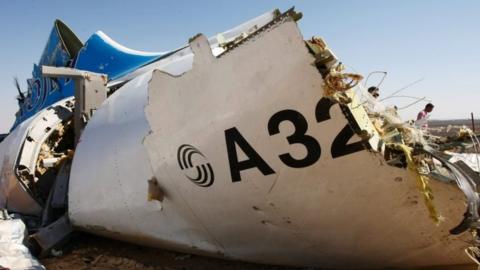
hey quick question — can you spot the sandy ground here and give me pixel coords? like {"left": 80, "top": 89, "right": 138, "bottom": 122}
{"left": 40, "top": 232, "right": 302, "bottom": 270}
{"left": 38, "top": 232, "right": 477, "bottom": 270}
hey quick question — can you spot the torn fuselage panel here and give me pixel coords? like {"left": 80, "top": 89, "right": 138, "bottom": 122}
{"left": 0, "top": 98, "right": 74, "bottom": 216}
{"left": 140, "top": 14, "right": 469, "bottom": 268}
{"left": 64, "top": 8, "right": 474, "bottom": 269}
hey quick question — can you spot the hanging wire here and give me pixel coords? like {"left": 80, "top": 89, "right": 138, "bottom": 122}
{"left": 397, "top": 97, "right": 429, "bottom": 110}
{"left": 380, "top": 77, "right": 425, "bottom": 102}
{"left": 381, "top": 95, "right": 432, "bottom": 102}
{"left": 353, "top": 76, "right": 425, "bottom": 111}
{"left": 363, "top": 71, "right": 387, "bottom": 88}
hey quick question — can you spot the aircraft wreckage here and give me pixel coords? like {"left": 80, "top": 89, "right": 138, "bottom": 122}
{"left": 1, "top": 8, "right": 480, "bottom": 269}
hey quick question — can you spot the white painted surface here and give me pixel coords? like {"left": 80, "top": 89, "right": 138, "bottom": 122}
{"left": 69, "top": 18, "right": 472, "bottom": 269}
{"left": 0, "top": 117, "right": 42, "bottom": 216}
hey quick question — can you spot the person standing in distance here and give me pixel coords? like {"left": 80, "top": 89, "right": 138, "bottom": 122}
{"left": 415, "top": 103, "right": 434, "bottom": 130}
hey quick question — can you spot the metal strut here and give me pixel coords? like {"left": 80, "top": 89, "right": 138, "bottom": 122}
{"left": 41, "top": 66, "right": 107, "bottom": 145}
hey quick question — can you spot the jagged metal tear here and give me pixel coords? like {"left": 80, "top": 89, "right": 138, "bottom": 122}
{"left": 423, "top": 147, "right": 480, "bottom": 237}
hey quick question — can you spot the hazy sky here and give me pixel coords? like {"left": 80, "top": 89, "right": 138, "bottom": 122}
{"left": 0, "top": 0, "right": 479, "bottom": 133}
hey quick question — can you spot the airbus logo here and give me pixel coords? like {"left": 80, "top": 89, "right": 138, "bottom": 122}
{"left": 177, "top": 144, "right": 214, "bottom": 187}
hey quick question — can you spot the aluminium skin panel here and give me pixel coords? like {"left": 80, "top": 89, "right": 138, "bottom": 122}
{"left": 69, "top": 18, "right": 471, "bottom": 269}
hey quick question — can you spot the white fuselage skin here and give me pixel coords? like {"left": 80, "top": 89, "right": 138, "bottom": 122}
{"left": 0, "top": 12, "right": 473, "bottom": 270}
{"left": 0, "top": 117, "right": 42, "bottom": 216}
{"left": 69, "top": 19, "right": 471, "bottom": 269}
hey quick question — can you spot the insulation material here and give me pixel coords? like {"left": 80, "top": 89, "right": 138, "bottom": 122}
{"left": 389, "top": 144, "right": 442, "bottom": 224}
{"left": 0, "top": 212, "right": 45, "bottom": 270}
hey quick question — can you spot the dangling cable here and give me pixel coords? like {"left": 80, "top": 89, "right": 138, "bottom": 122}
{"left": 380, "top": 77, "right": 424, "bottom": 102}
{"left": 363, "top": 71, "right": 387, "bottom": 88}
{"left": 381, "top": 95, "right": 432, "bottom": 102}
{"left": 396, "top": 97, "right": 429, "bottom": 110}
